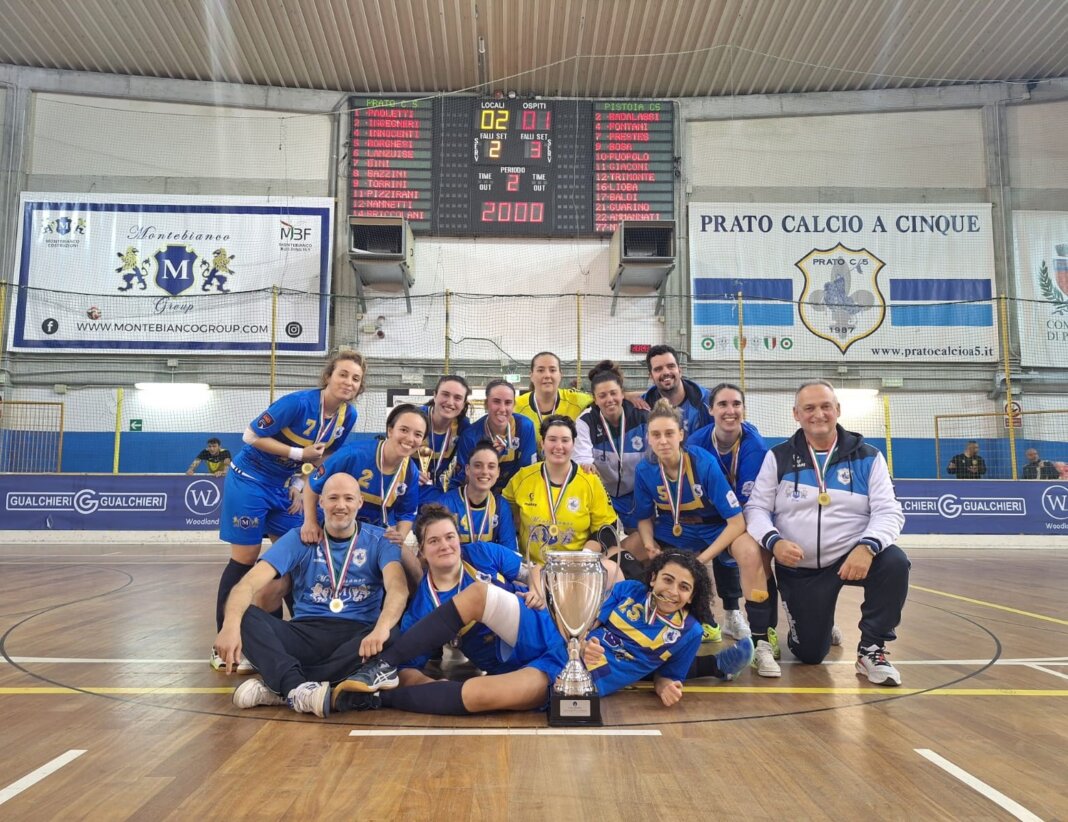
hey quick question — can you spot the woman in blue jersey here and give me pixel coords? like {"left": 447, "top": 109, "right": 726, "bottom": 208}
{"left": 333, "top": 549, "right": 751, "bottom": 715}
{"left": 438, "top": 441, "right": 518, "bottom": 551}
{"left": 212, "top": 350, "right": 364, "bottom": 668}
{"left": 302, "top": 404, "right": 427, "bottom": 548}
{"left": 689, "top": 383, "right": 782, "bottom": 676}
{"left": 453, "top": 379, "right": 537, "bottom": 493}
{"left": 418, "top": 375, "right": 472, "bottom": 507}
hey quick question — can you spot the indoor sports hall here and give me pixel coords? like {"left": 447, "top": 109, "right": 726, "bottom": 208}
{"left": 1, "top": 2, "right": 1066, "bottom": 819}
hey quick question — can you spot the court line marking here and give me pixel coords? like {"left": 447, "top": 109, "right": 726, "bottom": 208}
{"left": 0, "top": 687, "right": 232, "bottom": 694}
{"left": 910, "top": 584, "right": 1068, "bottom": 626}
{"left": 349, "top": 729, "right": 661, "bottom": 737}
{"left": 914, "top": 749, "right": 1043, "bottom": 822}
{"left": 1025, "top": 664, "right": 1068, "bottom": 682}
{"left": 0, "top": 749, "right": 87, "bottom": 807}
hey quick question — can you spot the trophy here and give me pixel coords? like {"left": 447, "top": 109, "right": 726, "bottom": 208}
{"left": 542, "top": 550, "right": 607, "bottom": 726}
{"left": 417, "top": 445, "right": 433, "bottom": 479}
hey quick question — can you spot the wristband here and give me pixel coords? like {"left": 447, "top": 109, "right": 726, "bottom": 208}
{"left": 289, "top": 446, "right": 304, "bottom": 462}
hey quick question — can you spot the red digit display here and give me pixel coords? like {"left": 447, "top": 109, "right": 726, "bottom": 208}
{"left": 480, "top": 202, "right": 546, "bottom": 223}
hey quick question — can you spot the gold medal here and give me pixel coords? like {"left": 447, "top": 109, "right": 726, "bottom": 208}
{"left": 548, "top": 524, "right": 560, "bottom": 537}
{"left": 301, "top": 462, "right": 314, "bottom": 476}
{"left": 672, "top": 523, "right": 683, "bottom": 537}
{"left": 329, "top": 597, "right": 344, "bottom": 613}
{"left": 818, "top": 492, "right": 831, "bottom": 507}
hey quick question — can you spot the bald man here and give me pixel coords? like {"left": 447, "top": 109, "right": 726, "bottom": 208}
{"left": 216, "top": 472, "right": 409, "bottom": 717}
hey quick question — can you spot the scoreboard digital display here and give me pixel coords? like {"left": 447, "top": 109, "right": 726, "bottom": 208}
{"left": 349, "top": 96, "right": 674, "bottom": 237}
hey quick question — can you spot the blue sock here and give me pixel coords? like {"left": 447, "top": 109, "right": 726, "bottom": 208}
{"left": 380, "top": 680, "right": 470, "bottom": 715}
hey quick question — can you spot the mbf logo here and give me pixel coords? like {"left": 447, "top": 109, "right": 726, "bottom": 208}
{"left": 281, "top": 220, "right": 311, "bottom": 241}
{"left": 148, "top": 245, "right": 199, "bottom": 296}
{"left": 184, "top": 480, "right": 222, "bottom": 516}
{"left": 1041, "top": 485, "right": 1068, "bottom": 520}
{"left": 796, "top": 243, "right": 886, "bottom": 354}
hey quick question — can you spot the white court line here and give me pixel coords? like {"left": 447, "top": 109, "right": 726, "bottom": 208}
{"left": 1025, "top": 664, "right": 1068, "bottom": 682}
{"left": 350, "top": 729, "right": 661, "bottom": 737}
{"left": 0, "top": 750, "right": 87, "bottom": 806}
{"left": 914, "top": 749, "right": 1043, "bottom": 822}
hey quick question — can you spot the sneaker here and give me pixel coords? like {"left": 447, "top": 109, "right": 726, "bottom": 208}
{"left": 332, "top": 688, "right": 382, "bottom": 713}
{"left": 701, "top": 621, "right": 722, "bottom": 643}
{"left": 335, "top": 657, "right": 400, "bottom": 694}
{"left": 830, "top": 625, "right": 843, "bottom": 646}
{"left": 767, "top": 626, "right": 781, "bottom": 660}
{"left": 211, "top": 647, "right": 256, "bottom": 674}
{"left": 232, "top": 677, "right": 285, "bottom": 709}
{"left": 751, "top": 639, "right": 782, "bottom": 678}
{"left": 856, "top": 645, "right": 901, "bottom": 686}
{"left": 287, "top": 681, "right": 332, "bottom": 716}
{"left": 722, "top": 609, "right": 751, "bottom": 640}
{"left": 715, "top": 637, "right": 755, "bottom": 680}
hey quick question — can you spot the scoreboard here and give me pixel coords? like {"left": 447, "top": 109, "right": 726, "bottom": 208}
{"left": 350, "top": 96, "right": 675, "bottom": 237}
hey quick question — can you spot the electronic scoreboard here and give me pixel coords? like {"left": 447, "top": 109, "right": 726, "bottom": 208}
{"left": 350, "top": 96, "right": 675, "bottom": 237}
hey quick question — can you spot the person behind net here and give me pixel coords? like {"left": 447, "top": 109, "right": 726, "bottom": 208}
{"left": 303, "top": 404, "right": 427, "bottom": 583}
{"left": 452, "top": 379, "right": 538, "bottom": 494}
{"left": 632, "top": 398, "right": 750, "bottom": 649}
{"left": 438, "top": 440, "right": 519, "bottom": 551}
{"left": 187, "top": 437, "right": 231, "bottom": 476}
{"left": 211, "top": 350, "right": 364, "bottom": 672}
{"left": 573, "top": 359, "right": 649, "bottom": 575}
{"left": 221, "top": 472, "right": 408, "bottom": 717}
{"left": 418, "top": 375, "right": 473, "bottom": 506}
{"left": 332, "top": 548, "right": 752, "bottom": 715}
{"left": 744, "top": 380, "right": 910, "bottom": 686}
{"left": 947, "top": 440, "right": 986, "bottom": 479}
{"left": 1022, "top": 447, "right": 1059, "bottom": 480}
{"left": 515, "top": 351, "right": 595, "bottom": 455}
{"left": 688, "top": 383, "right": 790, "bottom": 677}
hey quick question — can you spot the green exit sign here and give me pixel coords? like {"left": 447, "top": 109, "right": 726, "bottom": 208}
{"left": 129, "top": 419, "right": 143, "bottom": 432}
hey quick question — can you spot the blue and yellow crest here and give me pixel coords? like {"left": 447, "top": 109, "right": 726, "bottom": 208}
{"left": 796, "top": 243, "right": 886, "bottom": 354}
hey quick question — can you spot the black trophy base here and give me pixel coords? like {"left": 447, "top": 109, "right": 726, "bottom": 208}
{"left": 548, "top": 692, "right": 603, "bottom": 727}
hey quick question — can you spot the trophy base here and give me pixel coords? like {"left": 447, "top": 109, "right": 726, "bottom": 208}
{"left": 548, "top": 693, "right": 603, "bottom": 727}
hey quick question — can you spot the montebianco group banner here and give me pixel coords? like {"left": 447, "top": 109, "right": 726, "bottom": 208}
{"left": 1012, "top": 211, "right": 1068, "bottom": 368}
{"left": 688, "top": 203, "right": 997, "bottom": 362}
{"left": 9, "top": 193, "right": 333, "bottom": 354}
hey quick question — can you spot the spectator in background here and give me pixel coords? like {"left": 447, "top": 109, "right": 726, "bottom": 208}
{"left": 187, "top": 438, "right": 231, "bottom": 476}
{"left": 1022, "top": 448, "right": 1059, "bottom": 480}
{"left": 947, "top": 441, "right": 986, "bottom": 479}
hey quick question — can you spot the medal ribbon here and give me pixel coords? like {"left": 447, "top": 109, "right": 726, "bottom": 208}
{"left": 599, "top": 410, "right": 627, "bottom": 474}
{"left": 532, "top": 392, "right": 560, "bottom": 429}
{"left": 645, "top": 592, "right": 686, "bottom": 627}
{"left": 427, "top": 566, "right": 478, "bottom": 638}
{"left": 433, "top": 419, "right": 457, "bottom": 477}
{"left": 806, "top": 436, "right": 839, "bottom": 500}
{"left": 541, "top": 461, "right": 577, "bottom": 532}
{"left": 716, "top": 433, "right": 741, "bottom": 488}
{"left": 658, "top": 451, "right": 687, "bottom": 532}
{"left": 314, "top": 392, "right": 340, "bottom": 448}
{"left": 462, "top": 488, "right": 495, "bottom": 542}
{"left": 487, "top": 416, "right": 516, "bottom": 455}
{"left": 377, "top": 441, "right": 410, "bottom": 524}
{"left": 321, "top": 529, "right": 360, "bottom": 601}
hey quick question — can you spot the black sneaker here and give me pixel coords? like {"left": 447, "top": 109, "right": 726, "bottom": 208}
{"left": 336, "top": 657, "right": 399, "bottom": 694}
{"left": 332, "top": 689, "right": 382, "bottom": 713}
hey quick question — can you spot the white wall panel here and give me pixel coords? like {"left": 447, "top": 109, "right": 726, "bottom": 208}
{"left": 1006, "top": 100, "right": 1068, "bottom": 190}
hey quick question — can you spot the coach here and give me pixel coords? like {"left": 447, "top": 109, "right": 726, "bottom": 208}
{"left": 744, "top": 380, "right": 909, "bottom": 686}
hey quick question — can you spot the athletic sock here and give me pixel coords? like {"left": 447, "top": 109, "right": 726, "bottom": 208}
{"left": 380, "top": 599, "right": 465, "bottom": 667}
{"left": 745, "top": 597, "right": 773, "bottom": 642}
{"left": 688, "top": 654, "right": 725, "bottom": 679}
{"left": 379, "top": 680, "right": 471, "bottom": 716}
{"left": 215, "top": 559, "right": 253, "bottom": 631}
{"left": 766, "top": 574, "right": 780, "bottom": 630}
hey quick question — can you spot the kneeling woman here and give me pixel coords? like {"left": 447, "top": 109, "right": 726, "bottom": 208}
{"left": 334, "top": 550, "right": 751, "bottom": 715}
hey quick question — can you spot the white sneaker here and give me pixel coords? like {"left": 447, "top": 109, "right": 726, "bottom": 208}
{"left": 856, "top": 645, "right": 901, "bottom": 686}
{"left": 752, "top": 639, "right": 781, "bottom": 678}
{"left": 287, "top": 681, "right": 332, "bottom": 716}
{"left": 722, "top": 609, "right": 751, "bottom": 640}
{"left": 211, "top": 647, "right": 256, "bottom": 674}
{"left": 232, "top": 678, "right": 285, "bottom": 709}
{"left": 830, "top": 625, "right": 843, "bottom": 646}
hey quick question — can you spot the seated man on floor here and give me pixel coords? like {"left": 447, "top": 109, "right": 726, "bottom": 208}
{"left": 214, "top": 472, "right": 408, "bottom": 716}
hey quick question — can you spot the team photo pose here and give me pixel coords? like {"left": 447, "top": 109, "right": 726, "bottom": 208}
{"left": 641, "top": 345, "right": 712, "bottom": 434}
{"left": 418, "top": 375, "right": 473, "bottom": 506}
{"left": 335, "top": 551, "right": 750, "bottom": 716}
{"left": 453, "top": 379, "right": 538, "bottom": 492}
{"left": 515, "top": 351, "right": 594, "bottom": 453}
{"left": 438, "top": 441, "right": 519, "bottom": 551}
{"left": 211, "top": 350, "right": 364, "bottom": 670}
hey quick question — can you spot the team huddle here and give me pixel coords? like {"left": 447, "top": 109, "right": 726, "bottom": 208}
{"left": 211, "top": 346, "right": 910, "bottom": 718}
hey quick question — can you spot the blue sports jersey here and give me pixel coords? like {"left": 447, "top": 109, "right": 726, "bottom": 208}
{"left": 259, "top": 524, "right": 400, "bottom": 623}
{"left": 233, "top": 389, "right": 357, "bottom": 485}
{"left": 587, "top": 580, "right": 703, "bottom": 696}
{"left": 687, "top": 420, "right": 768, "bottom": 505}
{"left": 640, "top": 379, "right": 712, "bottom": 435}
{"left": 633, "top": 446, "right": 743, "bottom": 551}
{"left": 310, "top": 439, "right": 420, "bottom": 527}
{"left": 452, "top": 413, "right": 538, "bottom": 493}
{"left": 438, "top": 488, "right": 519, "bottom": 551}
{"left": 420, "top": 404, "right": 472, "bottom": 499}
{"left": 399, "top": 540, "right": 524, "bottom": 673}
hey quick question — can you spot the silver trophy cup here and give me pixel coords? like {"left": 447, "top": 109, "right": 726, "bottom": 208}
{"left": 542, "top": 550, "right": 607, "bottom": 726}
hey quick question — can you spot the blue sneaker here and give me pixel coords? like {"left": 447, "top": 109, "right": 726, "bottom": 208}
{"left": 715, "top": 637, "right": 755, "bottom": 681}
{"left": 337, "top": 657, "right": 399, "bottom": 694}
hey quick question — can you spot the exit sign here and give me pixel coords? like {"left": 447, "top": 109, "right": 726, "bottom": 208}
{"left": 629, "top": 344, "right": 651, "bottom": 354}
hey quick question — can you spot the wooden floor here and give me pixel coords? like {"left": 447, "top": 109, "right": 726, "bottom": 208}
{"left": 0, "top": 542, "right": 1066, "bottom": 821}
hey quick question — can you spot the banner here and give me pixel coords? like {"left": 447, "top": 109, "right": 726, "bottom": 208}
{"left": 9, "top": 193, "right": 333, "bottom": 354}
{"left": 688, "top": 204, "right": 997, "bottom": 362}
{"left": 896, "top": 479, "right": 1068, "bottom": 535}
{"left": 1, "top": 474, "right": 224, "bottom": 530}
{"left": 1012, "top": 211, "right": 1068, "bottom": 368}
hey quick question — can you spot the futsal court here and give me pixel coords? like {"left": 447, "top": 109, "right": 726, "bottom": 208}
{"left": 1, "top": 536, "right": 1064, "bottom": 820}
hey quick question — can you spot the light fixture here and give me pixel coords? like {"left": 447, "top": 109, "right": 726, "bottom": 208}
{"left": 836, "top": 388, "right": 879, "bottom": 418}
{"left": 135, "top": 382, "right": 211, "bottom": 408}
{"left": 135, "top": 382, "right": 210, "bottom": 391}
